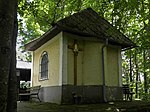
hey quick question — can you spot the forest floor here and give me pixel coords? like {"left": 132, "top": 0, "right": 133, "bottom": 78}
{"left": 17, "top": 100, "right": 150, "bottom": 112}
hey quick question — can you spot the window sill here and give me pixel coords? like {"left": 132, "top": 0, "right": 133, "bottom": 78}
{"left": 39, "top": 78, "right": 49, "bottom": 81}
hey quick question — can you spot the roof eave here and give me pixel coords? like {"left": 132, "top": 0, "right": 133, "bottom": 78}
{"left": 25, "top": 26, "right": 61, "bottom": 51}
{"left": 121, "top": 45, "right": 138, "bottom": 51}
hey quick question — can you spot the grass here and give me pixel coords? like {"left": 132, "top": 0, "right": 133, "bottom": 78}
{"left": 18, "top": 100, "right": 150, "bottom": 112}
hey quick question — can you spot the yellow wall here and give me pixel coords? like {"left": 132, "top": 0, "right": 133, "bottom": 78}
{"left": 82, "top": 41, "right": 103, "bottom": 85}
{"left": 32, "top": 33, "right": 62, "bottom": 87}
{"left": 32, "top": 31, "right": 121, "bottom": 87}
{"left": 67, "top": 39, "right": 84, "bottom": 85}
{"left": 105, "top": 46, "right": 120, "bottom": 86}
{"left": 65, "top": 33, "right": 121, "bottom": 86}
{"left": 66, "top": 36, "right": 103, "bottom": 85}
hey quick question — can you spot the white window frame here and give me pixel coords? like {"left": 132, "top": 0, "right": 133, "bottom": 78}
{"left": 39, "top": 51, "right": 49, "bottom": 80}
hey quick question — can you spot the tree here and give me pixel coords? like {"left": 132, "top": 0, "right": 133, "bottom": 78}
{"left": 0, "top": 0, "right": 18, "bottom": 112}
{"left": 7, "top": 1, "right": 18, "bottom": 111}
{"left": 17, "top": 0, "right": 150, "bottom": 100}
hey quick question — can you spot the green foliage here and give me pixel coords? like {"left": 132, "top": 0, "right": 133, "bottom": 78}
{"left": 17, "top": 0, "right": 150, "bottom": 100}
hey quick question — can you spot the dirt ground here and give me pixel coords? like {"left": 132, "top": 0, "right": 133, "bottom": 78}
{"left": 17, "top": 100, "right": 150, "bottom": 112}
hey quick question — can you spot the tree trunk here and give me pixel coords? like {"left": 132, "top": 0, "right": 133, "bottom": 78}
{"left": 0, "top": 0, "right": 17, "bottom": 112}
{"left": 143, "top": 49, "right": 148, "bottom": 94}
{"left": 7, "top": 1, "right": 18, "bottom": 112}
{"left": 135, "top": 50, "right": 139, "bottom": 98}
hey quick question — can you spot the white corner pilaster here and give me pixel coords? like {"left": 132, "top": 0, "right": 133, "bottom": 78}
{"left": 118, "top": 48, "right": 122, "bottom": 86}
{"left": 59, "top": 33, "right": 63, "bottom": 86}
{"left": 59, "top": 32, "right": 68, "bottom": 85}
{"left": 62, "top": 33, "right": 68, "bottom": 85}
{"left": 31, "top": 51, "right": 34, "bottom": 87}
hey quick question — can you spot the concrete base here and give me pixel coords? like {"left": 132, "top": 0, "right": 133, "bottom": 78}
{"left": 105, "top": 86, "right": 123, "bottom": 101}
{"left": 37, "top": 85, "right": 123, "bottom": 104}
{"left": 38, "top": 86, "right": 62, "bottom": 104}
{"left": 62, "top": 85, "right": 123, "bottom": 104}
{"left": 62, "top": 85, "right": 103, "bottom": 104}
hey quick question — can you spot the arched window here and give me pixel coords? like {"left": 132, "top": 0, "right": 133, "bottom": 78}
{"left": 40, "top": 51, "right": 48, "bottom": 80}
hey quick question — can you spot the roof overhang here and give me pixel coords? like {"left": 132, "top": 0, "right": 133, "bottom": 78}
{"left": 25, "top": 25, "right": 136, "bottom": 51}
{"left": 25, "top": 8, "right": 136, "bottom": 51}
{"left": 25, "top": 26, "right": 61, "bottom": 51}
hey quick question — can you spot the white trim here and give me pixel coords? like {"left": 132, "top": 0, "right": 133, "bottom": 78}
{"left": 59, "top": 33, "right": 63, "bottom": 85}
{"left": 118, "top": 48, "right": 122, "bottom": 86}
{"left": 61, "top": 32, "right": 68, "bottom": 85}
{"left": 31, "top": 51, "right": 34, "bottom": 87}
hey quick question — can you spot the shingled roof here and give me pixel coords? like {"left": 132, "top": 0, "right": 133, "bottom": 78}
{"left": 25, "top": 8, "right": 136, "bottom": 51}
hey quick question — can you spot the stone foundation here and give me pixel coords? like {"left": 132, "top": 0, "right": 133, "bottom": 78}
{"left": 37, "top": 85, "right": 123, "bottom": 104}
{"left": 38, "top": 86, "right": 62, "bottom": 104}
{"left": 62, "top": 85, "right": 123, "bottom": 104}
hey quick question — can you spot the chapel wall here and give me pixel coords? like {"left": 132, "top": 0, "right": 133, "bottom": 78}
{"left": 105, "top": 46, "right": 121, "bottom": 86}
{"left": 82, "top": 41, "right": 103, "bottom": 85}
{"left": 32, "top": 33, "right": 62, "bottom": 87}
{"left": 65, "top": 33, "right": 121, "bottom": 87}
{"left": 67, "top": 38, "right": 84, "bottom": 85}
{"left": 66, "top": 34, "right": 103, "bottom": 85}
